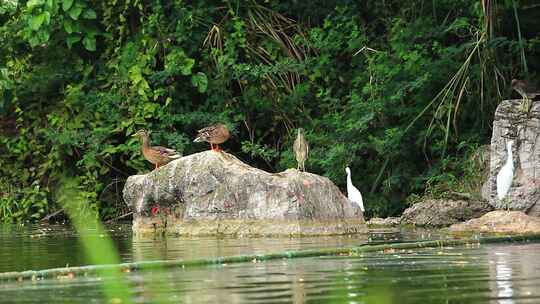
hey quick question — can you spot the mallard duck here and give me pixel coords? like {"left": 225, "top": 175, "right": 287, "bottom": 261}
{"left": 293, "top": 128, "right": 309, "bottom": 172}
{"left": 193, "top": 123, "right": 230, "bottom": 152}
{"left": 132, "top": 129, "right": 181, "bottom": 170}
{"left": 511, "top": 79, "right": 540, "bottom": 112}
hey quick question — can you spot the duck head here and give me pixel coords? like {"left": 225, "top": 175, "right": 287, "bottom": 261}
{"left": 132, "top": 129, "right": 149, "bottom": 138}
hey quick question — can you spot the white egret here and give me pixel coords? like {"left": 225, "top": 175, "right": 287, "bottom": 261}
{"left": 496, "top": 140, "right": 514, "bottom": 200}
{"left": 345, "top": 167, "right": 365, "bottom": 212}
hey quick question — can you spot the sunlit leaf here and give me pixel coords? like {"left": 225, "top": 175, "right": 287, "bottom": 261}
{"left": 63, "top": 19, "right": 74, "bottom": 33}
{"left": 82, "top": 8, "right": 97, "bottom": 19}
{"left": 68, "top": 5, "right": 83, "bottom": 20}
{"left": 29, "top": 13, "right": 46, "bottom": 30}
{"left": 191, "top": 72, "right": 208, "bottom": 93}
{"left": 62, "top": 0, "right": 73, "bottom": 11}
{"left": 83, "top": 35, "right": 96, "bottom": 51}
{"left": 180, "top": 58, "right": 195, "bottom": 75}
{"left": 43, "top": 11, "right": 50, "bottom": 25}
{"left": 26, "top": 0, "right": 43, "bottom": 8}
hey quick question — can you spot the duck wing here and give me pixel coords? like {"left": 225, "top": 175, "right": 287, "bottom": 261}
{"left": 194, "top": 124, "right": 222, "bottom": 142}
{"left": 197, "top": 125, "right": 218, "bottom": 136}
{"left": 151, "top": 145, "right": 180, "bottom": 157}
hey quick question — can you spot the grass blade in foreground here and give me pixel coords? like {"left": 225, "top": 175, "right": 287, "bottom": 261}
{"left": 56, "top": 178, "right": 132, "bottom": 304}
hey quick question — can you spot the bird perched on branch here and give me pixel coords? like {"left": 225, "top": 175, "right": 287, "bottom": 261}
{"left": 511, "top": 79, "right": 540, "bottom": 112}
{"left": 293, "top": 128, "right": 309, "bottom": 172}
{"left": 194, "top": 123, "right": 230, "bottom": 152}
{"left": 345, "top": 167, "right": 365, "bottom": 212}
{"left": 496, "top": 140, "right": 514, "bottom": 200}
{"left": 132, "top": 129, "right": 181, "bottom": 170}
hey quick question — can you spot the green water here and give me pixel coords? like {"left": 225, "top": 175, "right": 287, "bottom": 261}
{"left": 1, "top": 224, "right": 539, "bottom": 303}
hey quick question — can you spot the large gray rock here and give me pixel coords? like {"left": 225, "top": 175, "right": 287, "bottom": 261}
{"left": 123, "top": 151, "right": 365, "bottom": 236}
{"left": 484, "top": 99, "right": 540, "bottom": 214}
{"left": 400, "top": 199, "right": 493, "bottom": 227}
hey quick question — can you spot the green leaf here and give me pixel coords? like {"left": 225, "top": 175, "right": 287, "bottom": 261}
{"left": 29, "top": 13, "right": 46, "bottom": 31}
{"left": 62, "top": 0, "right": 74, "bottom": 11}
{"left": 68, "top": 5, "right": 83, "bottom": 20}
{"left": 191, "top": 72, "right": 208, "bottom": 93}
{"left": 63, "top": 19, "right": 73, "bottom": 33}
{"left": 66, "top": 34, "right": 81, "bottom": 48}
{"left": 36, "top": 29, "right": 50, "bottom": 43}
{"left": 82, "top": 35, "right": 96, "bottom": 51}
{"left": 43, "top": 11, "right": 51, "bottom": 25}
{"left": 28, "top": 36, "right": 40, "bottom": 47}
{"left": 26, "top": 0, "right": 43, "bottom": 8}
{"left": 82, "top": 8, "right": 97, "bottom": 19}
{"left": 180, "top": 58, "right": 195, "bottom": 76}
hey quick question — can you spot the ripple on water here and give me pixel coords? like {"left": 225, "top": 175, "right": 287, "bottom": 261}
{"left": 1, "top": 224, "right": 540, "bottom": 303}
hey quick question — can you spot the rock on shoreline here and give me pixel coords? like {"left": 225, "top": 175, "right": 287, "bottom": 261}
{"left": 123, "top": 151, "right": 365, "bottom": 236}
{"left": 400, "top": 199, "right": 493, "bottom": 227}
{"left": 450, "top": 211, "right": 540, "bottom": 234}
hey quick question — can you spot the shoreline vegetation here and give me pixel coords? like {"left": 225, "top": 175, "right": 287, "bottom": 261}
{"left": 1, "top": 1, "right": 538, "bottom": 222}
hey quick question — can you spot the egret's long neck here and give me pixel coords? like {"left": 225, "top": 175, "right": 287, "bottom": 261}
{"left": 507, "top": 144, "right": 513, "bottom": 166}
{"left": 346, "top": 172, "right": 352, "bottom": 186}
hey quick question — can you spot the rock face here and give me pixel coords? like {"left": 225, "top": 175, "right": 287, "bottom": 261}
{"left": 484, "top": 99, "right": 540, "bottom": 215}
{"left": 123, "top": 151, "right": 365, "bottom": 236}
{"left": 400, "top": 199, "right": 493, "bottom": 227}
{"left": 450, "top": 211, "right": 540, "bottom": 234}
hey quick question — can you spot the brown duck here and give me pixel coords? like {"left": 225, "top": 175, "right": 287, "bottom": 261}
{"left": 132, "top": 129, "right": 181, "bottom": 170}
{"left": 293, "top": 128, "right": 309, "bottom": 172}
{"left": 511, "top": 79, "right": 540, "bottom": 99}
{"left": 193, "top": 123, "right": 230, "bottom": 152}
{"left": 511, "top": 79, "right": 540, "bottom": 112}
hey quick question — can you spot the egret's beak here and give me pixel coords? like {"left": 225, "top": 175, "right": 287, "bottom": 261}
{"left": 131, "top": 133, "right": 139, "bottom": 137}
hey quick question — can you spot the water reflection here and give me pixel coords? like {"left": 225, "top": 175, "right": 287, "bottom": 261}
{"left": 131, "top": 234, "right": 372, "bottom": 262}
{"left": 1, "top": 224, "right": 540, "bottom": 303}
{"left": 3, "top": 243, "right": 539, "bottom": 303}
{"left": 489, "top": 244, "right": 540, "bottom": 304}
{"left": 0, "top": 223, "right": 445, "bottom": 272}
{"left": 495, "top": 252, "right": 514, "bottom": 304}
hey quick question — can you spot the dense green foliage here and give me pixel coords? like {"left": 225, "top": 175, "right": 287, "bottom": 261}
{"left": 1, "top": 0, "right": 539, "bottom": 221}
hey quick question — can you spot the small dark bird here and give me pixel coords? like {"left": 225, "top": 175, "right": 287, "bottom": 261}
{"left": 132, "top": 129, "right": 181, "bottom": 170}
{"left": 511, "top": 79, "right": 540, "bottom": 112}
{"left": 293, "top": 128, "right": 309, "bottom": 172}
{"left": 194, "top": 123, "right": 230, "bottom": 152}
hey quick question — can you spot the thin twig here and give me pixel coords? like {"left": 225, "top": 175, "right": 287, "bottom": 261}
{"left": 105, "top": 212, "right": 133, "bottom": 223}
{"left": 41, "top": 209, "right": 64, "bottom": 222}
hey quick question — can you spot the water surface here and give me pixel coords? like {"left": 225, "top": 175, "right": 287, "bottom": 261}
{"left": 1, "top": 224, "right": 538, "bottom": 303}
